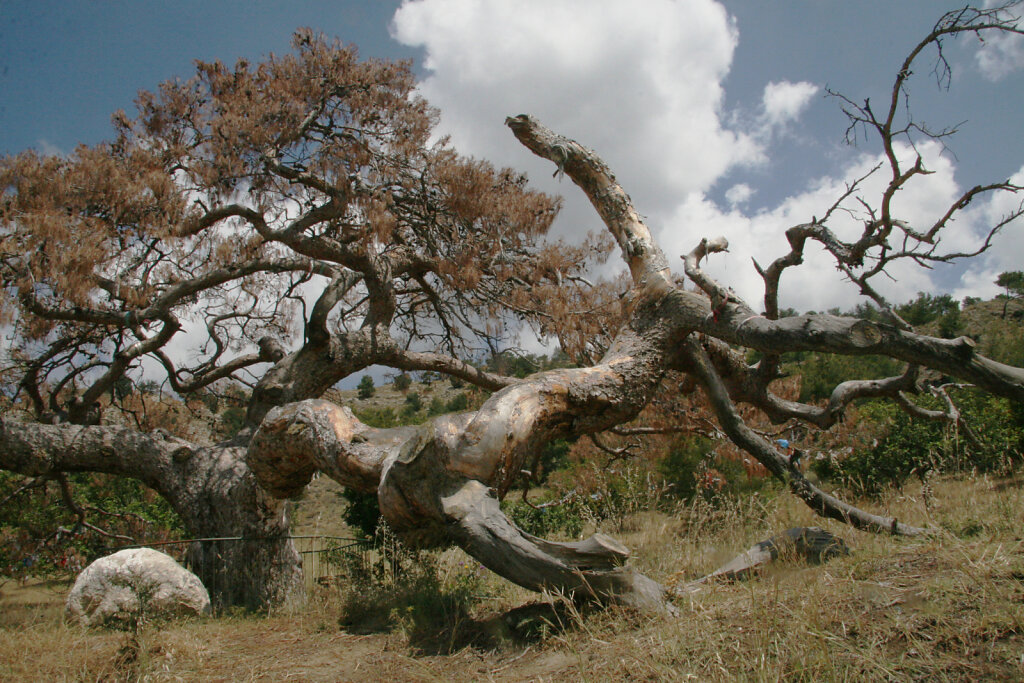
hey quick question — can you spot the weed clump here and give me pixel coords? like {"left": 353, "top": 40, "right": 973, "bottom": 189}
{"left": 334, "top": 524, "right": 492, "bottom": 653}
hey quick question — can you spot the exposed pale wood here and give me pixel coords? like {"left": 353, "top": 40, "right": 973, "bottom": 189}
{"left": 674, "top": 527, "right": 850, "bottom": 595}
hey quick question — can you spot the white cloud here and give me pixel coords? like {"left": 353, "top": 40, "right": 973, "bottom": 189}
{"left": 390, "top": 0, "right": 1023, "bottom": 319}
{"left": 950, "top": 165, "right": 1024, "bottom": 300}
{"left": 658, "top": 141, "right": 1020, "bottom": 313}
{"left": 725, "top": 183, "right": 754, "bottom": 207}
{"left": 975, "top": 27, "right": 1024, "bottom": 81}
{"left": 760, "top": 80, "right": 819, "bottom": 128}
{"left": 36, "top": 139, "right": 65, "bottom": 157}
{"left": 392, "top": 0, "right": 760, "bottom": 223}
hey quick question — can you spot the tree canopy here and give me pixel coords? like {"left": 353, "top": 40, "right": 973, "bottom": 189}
{"left": 0, "top": 30, "right": 607, "bottom": 428}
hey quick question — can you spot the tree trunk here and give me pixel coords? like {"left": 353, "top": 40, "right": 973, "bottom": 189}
{"left": 248, "top": 323, "right": 682, "bottom": 613}
{"left": 0, "top": 418, "right": 302, "bottom": 609}
{"left": 239, "top": 115, "right": 941, "bottom": 612}
{"left": 174, "top": 442, "right": 302, "bottom": 610}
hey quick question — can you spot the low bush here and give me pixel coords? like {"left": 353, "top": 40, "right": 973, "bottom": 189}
{"left": 660, "top": 435, "right": 771, "bottom": 503}
{"left": 356, "top": 375, "right": 375, "bottom": 399}
{"left": 334, "top": 524, "right": 490, "bottom": 653}
{"left": 813, "top": 390, "right": 1024, "bottom": 495}
{"left": 502, "top": 496, "right": 586, "bottom": 539}
{"left": 352, "top": 406, "right": 397, "bottom": 428}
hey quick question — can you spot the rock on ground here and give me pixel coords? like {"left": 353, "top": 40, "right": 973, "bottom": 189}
{"left": 65, "top": 547, "right": 211, "bottom": 627}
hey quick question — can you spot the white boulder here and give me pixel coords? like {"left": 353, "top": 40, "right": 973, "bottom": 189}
{"left": 65, "top": 547, "right": 211, "bottom": 627}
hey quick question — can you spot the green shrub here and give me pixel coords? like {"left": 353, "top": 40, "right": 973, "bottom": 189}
{"left": 896, "top": 292, "right": 959, "bottom": 327}
{"left": 393, "top": 373, "right": 412, "bottom": 391}
{"left": 813, "top": 390, "right": 1024, "bottom": 495}
{"left": 502, "top": 496, "right": 585, "bottom": 539}
{"left": 353, "top": 406, "right": 397, "bottom": 428}
{"left": 445, "top": 392, "right": 469, "bottom": 412}
{"left": 659, "top": 435, "right": 770, "bottom": 503}
{"left": 792, "top": 353, "right": 904, "bottom": 403}
{"left": 812, "top": 401, "right": 943, "bottom": 495}
{"left": 357, "top": 375, "right": 375, "bottom": 399}
{"left": 0, "top": 471, "right": 184, "bottom": 579}
{"left": 659, "top": 436, "right": 716, "bottom": 501}
{"left": 220, "top": 406, "right": 247, "bottom": 437}
{"left": 502, "top": 459, "right": 667, "bottom": 539}
{"left": 404, "top": 391, "right": 422, "bottom": 412}
{"left": 340, "top": 488, "right": 382, "bottom": 538}
{"left": 536, "top": 438, "right": 571, "bottom": 482}
{"left": 427, "top": 396, "right": 447, "bottom": 416}
{"left": 335, "top": 525, "right": 489, "bottom": 652}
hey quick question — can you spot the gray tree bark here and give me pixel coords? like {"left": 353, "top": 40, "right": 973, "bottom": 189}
{"left": 248, "top": 113, "right": 1024, "bottom": 610}
{"left": 0, "top": 418, "right": 301, "bottom": 609}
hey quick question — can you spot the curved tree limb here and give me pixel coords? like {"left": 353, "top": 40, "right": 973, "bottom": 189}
{"left": 505, "top": 115, "right": 674, "bottom": 300}
{"left": 680, "top": 337, "right": 925, "bottom": 536}
{"left": 506, "top": 114, "right": 936, "bottom": 541}
{"left": 248, "top": 389, "right": 675, "bottom": 612}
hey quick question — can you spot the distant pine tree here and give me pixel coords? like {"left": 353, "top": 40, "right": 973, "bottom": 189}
{"left": 357, "top": 375, "right": 375, "bottom": 399}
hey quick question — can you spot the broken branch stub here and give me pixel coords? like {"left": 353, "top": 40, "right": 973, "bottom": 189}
{"left": 674, "top": 527, "right": 850, "bottom": 595}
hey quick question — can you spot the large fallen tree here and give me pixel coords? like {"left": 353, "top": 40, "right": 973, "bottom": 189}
{"left": 2, "top": 5, "right": 1023, "bottom": 611}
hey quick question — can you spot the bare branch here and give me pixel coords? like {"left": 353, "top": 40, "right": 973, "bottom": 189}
{"left": 682, "top": 336, "right": 925, "bottom": 535}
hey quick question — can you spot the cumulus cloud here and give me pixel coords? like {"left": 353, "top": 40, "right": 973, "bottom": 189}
{"left": 392, "top": 0, "right": 761, "bottom": 222}
{"left": 975, "top": 28, "right": 1024, "bottom": 81}
{"left": 659, "top": 141, "right": 1022, "bottom": 313}
{"left": 760, "top": 80, "right": 819, "bottom": 129}
{"left": 390, "top": 0, "right": 1022, "bottom": 317}
{"left": 724, "top": 183, "right": 754, "bottom": 207}
{"left": 949, "top": 165, "right": 1024, "bottom": 300}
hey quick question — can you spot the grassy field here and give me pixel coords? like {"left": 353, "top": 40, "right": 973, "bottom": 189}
{"left": 2, "top": 473, "right": 1023, "bottom": 681}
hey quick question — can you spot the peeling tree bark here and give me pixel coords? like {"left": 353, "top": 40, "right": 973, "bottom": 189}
{"left": 239, "top": 114, "right": 1018, "bottom": 611}
{"left": 7, "top": 14, "right": 1023, "bottom": 616}
{"left": 249, "top": 113, "right": 1024, "bottom": 611}
{"left": 248, "top": 313, "right": 686, "bottom": 611}
{"left": 10, "top": 113, "right": 1018, "bottom": 614}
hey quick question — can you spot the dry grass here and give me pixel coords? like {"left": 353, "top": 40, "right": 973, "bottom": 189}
{"left": 3, "top": 474, "right": 1023, "bottom": 681}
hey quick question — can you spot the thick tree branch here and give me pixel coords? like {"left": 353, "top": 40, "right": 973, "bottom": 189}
{"left": 697, "top": 309, "right": 1024, "bottom": 402}
{"left": 384, "top": 348, "right": 517, "bottom": 392}
{"left": 505, "top": 115, "right": 673, "bottom": 299}
{"left": 0, "top": 416, "right": 193, "bottom": 496}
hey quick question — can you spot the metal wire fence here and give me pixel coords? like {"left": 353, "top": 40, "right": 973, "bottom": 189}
{"left": 100, "top": 535, "right": 373, "bottom": 606}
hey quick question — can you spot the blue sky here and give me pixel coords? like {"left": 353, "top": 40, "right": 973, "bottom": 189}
{"left": 3, "top": 0, "right": 1023, "bottom": 317}
{"left": 0, "top": 1, "right": 414, "bottom": 155}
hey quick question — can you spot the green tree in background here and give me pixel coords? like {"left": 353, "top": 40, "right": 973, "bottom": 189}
{"left": 357, "top": 376, "right": 375, "bottom": 400}
{"left": 996, "top": 271, "right": 1024, "bottom": 318}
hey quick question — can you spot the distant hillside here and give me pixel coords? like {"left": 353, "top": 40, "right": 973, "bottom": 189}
{"left": 325, "top": 376, "right": 472, "bottom": 417}
{"left": 919, "top": 296, "right": 1024, "bottom": 367}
